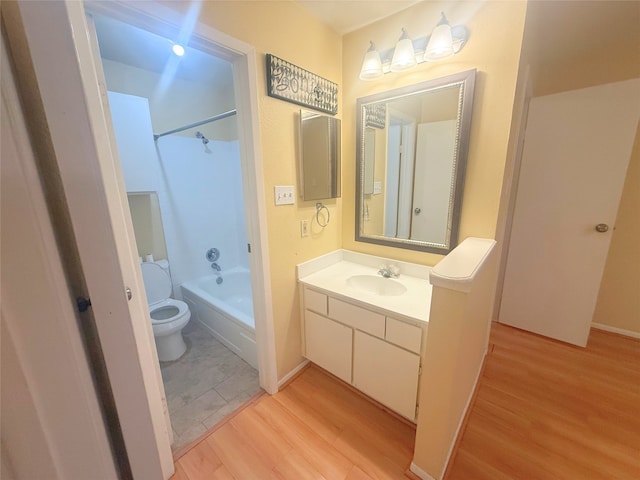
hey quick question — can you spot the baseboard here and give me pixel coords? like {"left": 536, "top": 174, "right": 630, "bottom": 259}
{"left": 277, "top": 359, "right": 310, "bottom": 389}
{"left": 409, "top": 462, "right": 436, "bottom": 480}
{"left": 591, "top": 323, "right": 640, "bottom": 339}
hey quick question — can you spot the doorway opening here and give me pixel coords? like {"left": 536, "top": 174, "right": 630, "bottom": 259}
{"left": 92, "top": 13, "right": 261, "bottom": 452}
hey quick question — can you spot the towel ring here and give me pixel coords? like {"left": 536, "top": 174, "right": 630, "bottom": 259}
{"left": 315, "top": 202, "right": 330, "bottom": 228}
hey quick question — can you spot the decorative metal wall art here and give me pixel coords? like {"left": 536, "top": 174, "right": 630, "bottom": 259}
{"left": 266, "top": 54, "right": 338, "bottom": 115}
{"left": 364, "top": 103, "right": 386, "bottom": 129}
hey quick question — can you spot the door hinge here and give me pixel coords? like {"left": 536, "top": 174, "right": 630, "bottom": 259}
{"left": 247, "top": 243, "right": 252, "bottom": 253}
{"left": 76, "top": 296, "right": 92, "bottom": 313}
{"left": 415, "top": 404, "right": 419, "bottom": 418}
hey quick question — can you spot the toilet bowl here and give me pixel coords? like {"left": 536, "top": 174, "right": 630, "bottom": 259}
{"left": 141, "top": 261, "right": 191, "bottom": 362}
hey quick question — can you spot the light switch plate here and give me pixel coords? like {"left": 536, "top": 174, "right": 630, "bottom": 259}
{"left": 274, "top": 185, "right": 295, "bottom": 205}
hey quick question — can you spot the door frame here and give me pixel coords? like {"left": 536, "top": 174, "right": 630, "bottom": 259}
{"left": 85, "top": 0, "right": 277, "bottom": 394}
{"left": 15, "top": 0, "right": 277, "bottom": 478}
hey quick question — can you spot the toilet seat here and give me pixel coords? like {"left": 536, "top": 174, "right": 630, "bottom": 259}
{"left": 149, "top": 298, "right": 190, "bottom": 324}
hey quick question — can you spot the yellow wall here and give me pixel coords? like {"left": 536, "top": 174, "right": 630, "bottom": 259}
{"left": 169, "top": 1, "right": 344, "bottom": 378}
{"left": 342, "top": 1, "right": 527, "bottom": 266}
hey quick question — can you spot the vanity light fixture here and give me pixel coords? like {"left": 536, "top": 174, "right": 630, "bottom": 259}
{"left": 359, "top": 41, "right": 384, "bottom": 80}
{"left": 358, "top": 12, "right": 469, "bottom": 81}
{"left": 424, "top": 12, "right": 454, "bottom": 61}
{"left": 390, "top": 28, "right": 417, "bottom": 72}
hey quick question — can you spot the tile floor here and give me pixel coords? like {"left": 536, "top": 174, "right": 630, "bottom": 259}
{"left": 160, "top": 320, "right": 261, "bottom": 451}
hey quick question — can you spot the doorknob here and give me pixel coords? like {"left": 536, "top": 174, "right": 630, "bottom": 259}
{"left": 595, "top": 223, "right": 609, "bottom": 233}
{"left": 414, "top": 207, "right": 421, "bottom": 215}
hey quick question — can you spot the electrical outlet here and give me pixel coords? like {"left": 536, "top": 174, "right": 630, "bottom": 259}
{"left": 274, "top": 185, "right": 295, "bottom": 205}
{"left": 300, "top": 220, "right": 309, "bottom": 237}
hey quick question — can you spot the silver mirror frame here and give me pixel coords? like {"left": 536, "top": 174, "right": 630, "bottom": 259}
{"left": 355, "top": 69, "right": 476, "bottom": 254}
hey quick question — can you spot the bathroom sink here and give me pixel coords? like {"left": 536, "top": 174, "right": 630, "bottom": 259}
{"left": 346, "top": 275, "right": 407, "bottom": 296}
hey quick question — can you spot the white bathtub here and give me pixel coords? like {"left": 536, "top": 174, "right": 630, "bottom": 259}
{"left": 181, "top": 268, "right": 257, "bottom": 369}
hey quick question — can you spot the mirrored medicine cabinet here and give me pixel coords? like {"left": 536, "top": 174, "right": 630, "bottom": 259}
{"left": 298, "top": 109, "right": 341, "bottom": 201}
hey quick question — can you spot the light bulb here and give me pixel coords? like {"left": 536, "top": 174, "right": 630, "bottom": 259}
{"left": 172, "top": 44, "right": 185, "bottom": 57}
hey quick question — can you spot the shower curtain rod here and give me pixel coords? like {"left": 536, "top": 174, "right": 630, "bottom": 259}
{"left": 153, "top": 109, "right": 237, "bottom": 141}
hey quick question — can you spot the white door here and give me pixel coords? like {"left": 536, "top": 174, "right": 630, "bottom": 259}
{"left": 15, "top": 2, "right": 174, "bottom": 477}
{"left": 500, "top": 79, "right": 640, "bottom": 346}
{"left": 411, "top": 120, "right": 456, "bottom": 243}
{"left": 1, "top": 31, "right": 118, "bottom": 479}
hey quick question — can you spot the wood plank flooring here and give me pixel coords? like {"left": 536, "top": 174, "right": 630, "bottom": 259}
{"left": 172, "top": 323, "right": 640, "bottom": 480}
{"left": 171, "top": 364, "right": 416, "bottom": 480}
{"left": 447, "top": 323, "right": 640, "bottom": 479}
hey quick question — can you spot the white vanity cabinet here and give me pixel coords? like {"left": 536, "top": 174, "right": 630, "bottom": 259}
{"left": 353, "top": 331, "right": 420, "bottom": 420}
{"left": 301, "top": 285, "right": 425, "bottom": 421}
{"left": 305, "top": 311, "right": 352, "bottom": 384}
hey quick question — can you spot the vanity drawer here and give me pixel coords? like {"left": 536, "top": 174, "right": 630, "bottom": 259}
{"left": 385, "top": 317, "right": 422, "bottom": 354}
{"left": 328, "top": 297, "right": 385, "bottom": 338}
{"left": 304, "top": 287, "right": 327, "bottom": 315}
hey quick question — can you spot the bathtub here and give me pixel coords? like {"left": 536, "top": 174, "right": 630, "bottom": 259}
{"left": 181, "top": 268, "right": 257, "bottom": 369}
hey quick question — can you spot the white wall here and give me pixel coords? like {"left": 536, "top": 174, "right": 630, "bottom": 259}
{"left": 108, "top": 91, "right": 249, "bottom": 296}
{"left": 102, "top": 58, "right": 236, "bottom": 141}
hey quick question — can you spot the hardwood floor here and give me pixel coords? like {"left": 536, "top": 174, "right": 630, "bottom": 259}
{"left": 172, "top": 323, "right": 640, "bottom": 480}
{"left": 171, "top": 364, "right": 416, "bottom": 480}
{"left": 447, "top": 323, "right": 640, "bottom": 479}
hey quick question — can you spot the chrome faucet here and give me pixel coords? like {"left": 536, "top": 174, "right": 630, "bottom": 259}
{"left": 378, "top": 264, "right": 399, "bottom": 278}
{"left": 211, "top": 262, "right": 221, "bottom": 272}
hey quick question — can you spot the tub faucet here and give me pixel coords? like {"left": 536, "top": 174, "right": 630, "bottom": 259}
{"left": 378, "top": 264, "right": 399, "bottom": 278}
{"left": 211, "top": 262, "right": 221, "bottom": 272}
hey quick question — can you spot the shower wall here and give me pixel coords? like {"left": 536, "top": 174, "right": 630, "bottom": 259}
{"left": 108, "top": 91, "right": 249, "bottom": 297}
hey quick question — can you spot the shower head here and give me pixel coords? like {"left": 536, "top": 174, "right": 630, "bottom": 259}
{"left": 195, "top": 131, "right": 209, "bottom": 145}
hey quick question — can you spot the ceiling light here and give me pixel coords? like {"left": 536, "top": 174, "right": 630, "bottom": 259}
{"left": 172, "top": 44, "right": 185, "bottom": 57}
{"left": 359, "top": 41, "right": 383, "bottom": 80}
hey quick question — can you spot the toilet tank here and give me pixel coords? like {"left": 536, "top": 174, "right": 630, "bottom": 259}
{"left": 155, "top": 259, "right": 170, "bottom": 272}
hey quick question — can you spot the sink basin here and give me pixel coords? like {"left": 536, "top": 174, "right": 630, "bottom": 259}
{"left": 346, "top": 275, "right": 407, "bottom": 296}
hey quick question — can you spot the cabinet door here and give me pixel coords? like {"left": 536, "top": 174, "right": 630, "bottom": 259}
{"left": 305, "top": 310, "right": 352, "bottom": 383}
{"left": 353, "top": 331, "right": 420, "bottom": 420}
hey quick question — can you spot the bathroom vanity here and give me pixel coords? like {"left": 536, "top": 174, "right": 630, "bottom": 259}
{"left": 297, "top": 250, "right": 431, "bottom": 422}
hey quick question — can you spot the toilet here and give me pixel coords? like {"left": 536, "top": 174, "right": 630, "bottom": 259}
{"left": 141, "top": 260, "right": 191, "bottom": 362}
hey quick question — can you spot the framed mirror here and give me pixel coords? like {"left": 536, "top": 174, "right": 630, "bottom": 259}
{"left": 355, "top": 69, "right": 476, "bottom": 254}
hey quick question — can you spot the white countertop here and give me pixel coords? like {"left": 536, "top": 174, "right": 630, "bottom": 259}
{"left": 297, "top": 250, "right": 432, "bottom": 323}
